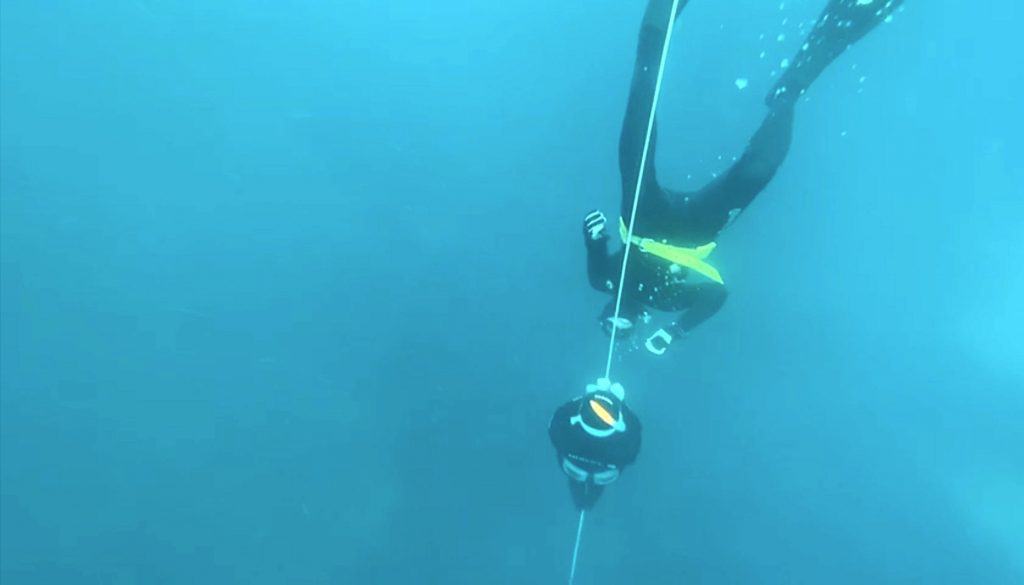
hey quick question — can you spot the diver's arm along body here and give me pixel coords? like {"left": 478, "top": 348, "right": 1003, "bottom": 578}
{"left": 585, "top": 236, "right": 618, "bottom": 293}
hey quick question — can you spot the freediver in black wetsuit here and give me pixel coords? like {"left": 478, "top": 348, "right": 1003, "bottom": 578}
{"left": 549, "top": 378, "right": 641, "bottom": 510}
{"left": 585, "top": 0, "right": 904, "bottom": 356}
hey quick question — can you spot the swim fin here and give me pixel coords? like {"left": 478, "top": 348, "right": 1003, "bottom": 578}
{"left": 767, "top": 0, "right": 905, "bottom": 106}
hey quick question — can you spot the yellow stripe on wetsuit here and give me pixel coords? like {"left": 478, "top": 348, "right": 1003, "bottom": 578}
{"left": 619, "top": 218, "right": 724, "bottom": 285}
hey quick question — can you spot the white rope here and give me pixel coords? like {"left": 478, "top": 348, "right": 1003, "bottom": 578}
{"left": 604, "top": 0, "right": 683, "bottom": 380}
{"left": 566, "top": 3, "right": 682, "bottom": 583}
{"left": 568, "top": 509, "right": 586, "bottom": 584}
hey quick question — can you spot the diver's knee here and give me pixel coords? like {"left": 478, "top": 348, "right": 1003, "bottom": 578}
{"left": 735, "top": 154, "right": 781, "bottom": 190}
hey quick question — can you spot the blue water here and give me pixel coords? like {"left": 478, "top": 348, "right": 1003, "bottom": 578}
{"left": 2, "top": 1, "right": 1021, "bottom": 583}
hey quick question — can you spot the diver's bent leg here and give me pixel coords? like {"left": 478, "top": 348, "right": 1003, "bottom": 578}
{"left": 619, "top": 0, "right": 689, "bottom": 219}
{"left": 618, "top": 22, "right": 666, "bottom": 215}
{"left": 684, "top": 105, "right": 795, "bottom": 239}
{"left": 669, "top": 283, "right": 728, "bottom": 336}
{"left": 768, "top": 0, "right": 904, "bottom": 106}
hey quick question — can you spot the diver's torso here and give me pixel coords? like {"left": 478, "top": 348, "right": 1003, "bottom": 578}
{"left": 561, "top": 420, "right": 636, "bottom": 471}
{"left": 615, "top": 256, "right": 695, "bottom": 312}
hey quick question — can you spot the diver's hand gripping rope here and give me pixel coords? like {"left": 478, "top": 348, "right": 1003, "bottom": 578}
{"left": 603, "top": 0, "right": 683, "bottom": 379}
{"left": 569, "top": 2, "right": 683, "bottom": 584}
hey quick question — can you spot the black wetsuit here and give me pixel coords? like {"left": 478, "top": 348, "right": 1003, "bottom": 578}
{"left": 549, "top": 396, "right": 642, "bottom": 509}
{"left": 586, "top": 0, "right": 903, "bottom": 340}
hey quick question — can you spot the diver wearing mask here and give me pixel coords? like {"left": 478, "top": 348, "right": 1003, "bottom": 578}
{"left": 549, "top": 379, "right": 642, "bottom": 510}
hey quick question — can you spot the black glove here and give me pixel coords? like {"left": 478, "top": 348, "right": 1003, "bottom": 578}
{"left": 584, "top": 210, "right": 607, "bottom": 241}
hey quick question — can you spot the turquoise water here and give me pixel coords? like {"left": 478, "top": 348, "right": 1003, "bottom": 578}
{"left": 1, "top": 1, "right": 1021, "bottom": 583}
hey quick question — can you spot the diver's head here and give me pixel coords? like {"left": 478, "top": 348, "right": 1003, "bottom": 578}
{"left": 572, "top": 390, "right": 627, "bottom": 438}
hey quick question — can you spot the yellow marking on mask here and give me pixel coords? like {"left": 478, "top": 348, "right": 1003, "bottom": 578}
{"left": 589, "top": 400, "right": 617, "bottom": 427}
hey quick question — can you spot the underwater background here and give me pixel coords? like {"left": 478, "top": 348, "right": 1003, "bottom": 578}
{"left": 1, "top": 1, "right": 1021, "bottom": 583}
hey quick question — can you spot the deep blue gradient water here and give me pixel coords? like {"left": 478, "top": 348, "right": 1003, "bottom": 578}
{"left": 2, "top": 1, "right": 1021, "bottom": 583}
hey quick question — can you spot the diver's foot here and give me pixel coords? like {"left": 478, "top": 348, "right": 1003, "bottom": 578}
{"left": 766, "top": 0, "right": 903, "bottom": 107}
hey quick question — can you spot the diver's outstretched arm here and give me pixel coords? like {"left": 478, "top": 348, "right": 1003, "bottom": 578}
{"left": 768, "top": 0, "right": 905, "bottom": 106}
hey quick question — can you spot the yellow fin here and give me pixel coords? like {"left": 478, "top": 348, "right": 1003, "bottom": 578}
{"left": 616, "top": 217, "right": 724, "bottom": 284}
